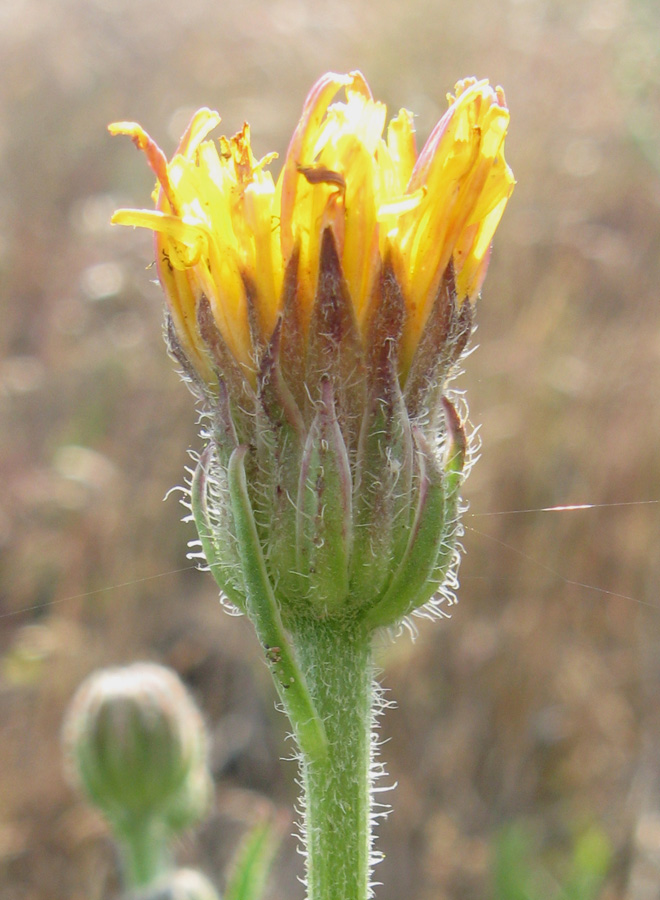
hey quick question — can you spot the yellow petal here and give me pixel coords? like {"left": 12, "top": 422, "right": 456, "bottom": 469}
{"left": 111, "top": 73, "right": 513, "bottom": 390}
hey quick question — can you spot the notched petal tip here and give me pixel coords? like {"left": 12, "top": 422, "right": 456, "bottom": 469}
{"left": 108, "top": 120, "right": 177, "bottom": 212}
{"left": 175, "top": 107, "right": 221, "bottom": 157}
{"left": 108, "top": 120, "right": 147, "bottom": 140}
{"left": 346, "top": 70, "right": 373, "bottom": 99}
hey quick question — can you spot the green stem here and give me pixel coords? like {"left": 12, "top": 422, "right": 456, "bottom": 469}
{"left": 291, "top": 617, "right": 373, "bottom": 900}
{"left": 116, "top": 815, "right": 170, "bottom": 889}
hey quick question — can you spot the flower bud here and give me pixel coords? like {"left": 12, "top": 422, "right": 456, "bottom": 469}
{"left": 63, "top": 663, "right": 209, "bottom": 830}
{"left": 127, "top": 868, "right": 221, "bottom": 900}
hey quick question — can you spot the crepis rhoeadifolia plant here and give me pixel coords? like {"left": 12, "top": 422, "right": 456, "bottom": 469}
{"left": 106, "top": 71, "right": 513, "bottom": 900}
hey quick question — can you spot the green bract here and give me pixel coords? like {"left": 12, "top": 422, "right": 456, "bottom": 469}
{"left": 192, "top": 233, "right": 468, "bottom": 632}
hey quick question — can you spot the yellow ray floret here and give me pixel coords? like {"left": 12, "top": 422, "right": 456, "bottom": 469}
{"left": 111, "top": 72, "right": 513, "bottom": 382}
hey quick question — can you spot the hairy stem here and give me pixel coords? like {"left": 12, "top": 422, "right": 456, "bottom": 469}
{"left": 291, "top": 617, "right": 373, "bottom": 900}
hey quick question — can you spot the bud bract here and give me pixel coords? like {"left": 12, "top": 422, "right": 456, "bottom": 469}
{"left": 163, "top": 764, "right": 213, "bottom": 836}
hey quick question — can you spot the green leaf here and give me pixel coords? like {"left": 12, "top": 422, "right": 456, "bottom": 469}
{"left": 563, "top": 826, "right": 612, "bottom": 900}
{"left": 225, "top": 820, "right": 280, "bottom": 900}
{"left": 492, "top": 825, "right": 537, "bottom": 900}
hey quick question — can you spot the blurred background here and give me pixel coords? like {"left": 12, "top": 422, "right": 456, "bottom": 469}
{"left": 1, "top": 0, "right": 659, "bottom": 897}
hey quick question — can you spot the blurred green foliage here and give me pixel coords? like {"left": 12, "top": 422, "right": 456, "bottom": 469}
{"left": 493, "top": 823, "right": 612, "bottom": 900}
{"left": 224, "top": 820, "right": 280, "bottom": 900}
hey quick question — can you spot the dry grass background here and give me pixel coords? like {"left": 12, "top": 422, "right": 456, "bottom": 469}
{"left": 1, "top": 0, "right": 659, "bottom": 897}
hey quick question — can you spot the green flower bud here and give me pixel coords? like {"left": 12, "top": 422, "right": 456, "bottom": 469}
{"left": 127, "top": 868, "right": 221, "bottom": 900}
{"left": 63, "top": 663, "right": 209, "bottom": 830}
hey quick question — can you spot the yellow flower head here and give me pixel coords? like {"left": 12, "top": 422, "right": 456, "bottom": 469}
{"left": 110, "top": 73, "right": 514, "bottom": 625}
{"left": 110, "top": 71, "right": 513, "bottom": 388}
